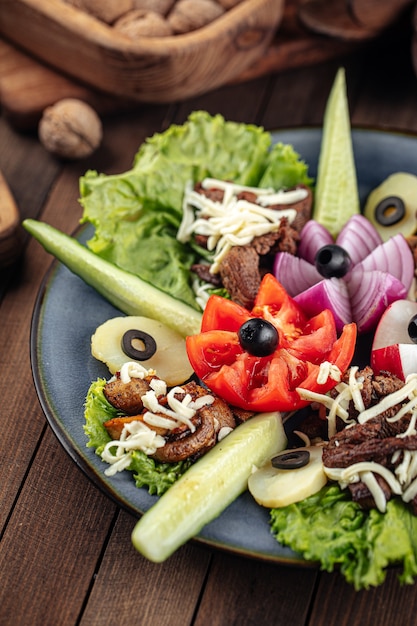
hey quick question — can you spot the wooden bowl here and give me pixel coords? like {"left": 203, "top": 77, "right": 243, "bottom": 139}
{"left": 0, "top": 0, "right": 285, "bottom": 102}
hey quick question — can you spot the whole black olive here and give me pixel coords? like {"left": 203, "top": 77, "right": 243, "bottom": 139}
{"left": 315, "top": 244, "right": 351, "bottom": 278}
{"left": 121, "top": 329, "right": 157, "bottom": 361}
{"left": 238, "top": 318, "right": 279, "bottom": 357}
{"left": 374, "top": 196, "right": 406, "bottom": 226}
{"left": 271, "top": 449, "right": 310, "bottom": 470}
{"left": 408, "top": 314, "right": 417, "bottom": 344}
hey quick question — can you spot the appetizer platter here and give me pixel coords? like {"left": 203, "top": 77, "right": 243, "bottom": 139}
{"left": 28, "top": 69, "right": 417, "bottom": 589}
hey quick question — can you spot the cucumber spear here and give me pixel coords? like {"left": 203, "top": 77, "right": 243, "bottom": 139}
{"left": 314, "top": 67, "right": 360, "bottom": 238}
{"left": 23, "top": 219, "right": 202, "bottom": 337}
{"left": 131, "top": 411, "right": 287, "bottom": 562}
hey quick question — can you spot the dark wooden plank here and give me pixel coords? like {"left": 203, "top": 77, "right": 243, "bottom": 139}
{"left": 79, "top": 510, "right": 212, "bottom": 626}
{"left": 195, "top": 553, "right": 318, "bottom": 626}
{"left": 0, "top": 427, "right": 117, "bottom": 626}
{"left": 309, "top": 569, "right": 417, "bottom": 626}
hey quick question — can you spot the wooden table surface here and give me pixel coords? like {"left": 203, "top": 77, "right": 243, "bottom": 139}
{"left": 3, "top": 22, "right": 417, "bottom": 626}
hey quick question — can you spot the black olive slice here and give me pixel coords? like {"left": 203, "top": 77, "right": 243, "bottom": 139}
{"left": 408, "top": 315, "right": 417, "bottom": 344}
{"left": 121, "top": 329, "right": 157, "bottom": 361}
{"left": 315, "top": 244, "right": 351, "bottom": 278}
{"left": 238, "top": 318, "right": 279, "bottom": 357}
{"left": 271, "top": 449, "right": 310, "bottom": 470}
{"left": 374, "top": 196, "right": 405, "bottom": 226}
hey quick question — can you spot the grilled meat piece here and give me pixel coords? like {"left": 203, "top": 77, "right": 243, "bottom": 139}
{"left": 218, "top": 245, "right": 261, "bottom": 309}
{"left": 152, "top": 412, "right": 216, "bottom": 462}
{"left": 104, "top": 375, "right": 154, "bottom": 415}
{"left": 103, "top": 376, "right": 237, "bottom": 463}
{"left": 348, "top": 475, "right": 392, "bottom": 509}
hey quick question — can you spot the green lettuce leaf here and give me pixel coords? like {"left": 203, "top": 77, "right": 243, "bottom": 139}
{"left": 83, "top": 378, "right": 190, "bottom": 495}
{"left": 259, "top": 142, "right": 313, "bottom": 189}
{"left": 270, "top": 484, "right": 417, "bottom": 590}
{"left": 84, "top": 378, "right": 115, "bottom": 453}
{"left": 79, "top": 111, "right": 312, "bottom": 310}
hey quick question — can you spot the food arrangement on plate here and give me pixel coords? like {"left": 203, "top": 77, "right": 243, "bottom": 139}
{"left": 25, "top": 67, "right": 417, "bottom": 590}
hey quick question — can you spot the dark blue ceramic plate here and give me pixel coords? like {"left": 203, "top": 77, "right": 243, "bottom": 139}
{"left": 30, "top": 128, "right": 417, "bottom": 564}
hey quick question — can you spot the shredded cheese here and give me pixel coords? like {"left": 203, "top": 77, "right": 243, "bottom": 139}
{"left": 177, "top": 178, "right": 307, "bottom": 273}
{"left": 102, "top": 421, "right": 166, "bottom": 476}
{"left": 119, "top": 361, "right": 155, "bottom": 384}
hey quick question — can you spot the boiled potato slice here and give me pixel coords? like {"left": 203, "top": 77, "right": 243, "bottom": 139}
{"left": 248, "top": 445, "right": 327, "bottom": 508}
{"left": 364, "top": 172, "right": 417, "bottom": 241}
{"left": 91, "top": 316, "right": 194, "bottom": 386}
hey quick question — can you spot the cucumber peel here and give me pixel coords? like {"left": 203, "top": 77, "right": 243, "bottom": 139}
{"left": 314, "top": 67, "right": 360, "bottom": 238}
{"left": 131, "top": 411, "right": 287, "bottom": 562}
{"left": 23, "top": 219, "right": 202, "bottom": 337}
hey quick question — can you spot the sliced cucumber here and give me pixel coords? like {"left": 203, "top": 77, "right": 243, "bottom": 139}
{"left": 131, "top": 411, "right": 287, "bottom": 562}
{"left": 314, "top": 67, "right": 360, "bottom": 238}
{"left": 23, "top": 219, "right": 202, "bottom": 337}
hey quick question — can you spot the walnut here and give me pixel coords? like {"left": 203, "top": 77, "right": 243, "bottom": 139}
{"left": 38, "top": 99, "right": 103, "bottom": 160}
{"left": 114, "top": 9, "right": 173, "bottom": 37}
{"left": 217, "top": 0, "right": 243, "bottom": 7}
{"left": 167, "top": 0, "right": 225, "bottom": 34}
{"left": 131, "top": 0, "right": 175, "bottom": 15}
{"left": 64, "top": 0, "right": 133, "bottom": 24}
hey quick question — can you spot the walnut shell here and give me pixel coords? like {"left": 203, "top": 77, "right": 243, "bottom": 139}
{"left": 38, "top": 99, "right": 102, "bottom": 159}
{"left": 167, "top": 0, "right": 225, "bottom": 34}
{"left": 132, "top": 0, "right": 175, "bottom": 15}
{"left": 114, "top": 9, "right": 173, "bottom": 37}
{"left": 217, "top": 0, "right": 243, "bottom": 7}
{"left": 64, "top": 0, "right": 133, "bottom": 24}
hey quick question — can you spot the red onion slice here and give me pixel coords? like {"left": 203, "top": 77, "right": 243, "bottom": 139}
{"left": 347, "top": 267, "right": 407, "bottom": 334}
{"left": 294, "top": 278, "right": 351, "bottom": 333}
{"left": 335, "top": 215, "right": 382, "bottom": 266}
{"left": 298, "top": 221, "right": 333, "bottom": 264}
{"left": 273, "top": 252, "right": 322, "bottom": 296}
{"left": 354, "top": 233, "right": 414, "bottom": 291}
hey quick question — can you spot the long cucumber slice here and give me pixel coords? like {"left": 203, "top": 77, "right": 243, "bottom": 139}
{"left": 314, "top": 67, "right": 360, "bottom": 238}
{"left": 131, "top": 411, "right": 287, "bottom": 562}
{"left": 23, "top": 219, "right": 202, "bottom": 337}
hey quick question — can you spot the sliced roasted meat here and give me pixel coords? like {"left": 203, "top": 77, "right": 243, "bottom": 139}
{"left": 218, "top": 245, "right": 260, "bottom": 309}
{"left": 103, "top": 376, "right": 238, "bottom": 463}
{"left": 152, "top": 412, "right": 217, "bottom": 463}
{"left": 103, "top": 375, "right": 154, "bottom": 414}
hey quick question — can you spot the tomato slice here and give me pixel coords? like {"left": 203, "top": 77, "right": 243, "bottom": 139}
{"left": 186, "top": 274, "right": 357, "bottom": 412}
{"left": 201, "top": 296, "right": 252, "bottom": 333}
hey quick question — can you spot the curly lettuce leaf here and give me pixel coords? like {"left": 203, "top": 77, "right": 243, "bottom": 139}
{"left": 270, "top": 484, "right": 417, "bottom": 590}
{"left": 129, "top": 452, "right": 191, "bottom": 496}
{"left": 83, "top": 379, "right": 190, "bottom": 495}
{"left": 259, "top": 142, "right": 313, "bottom": 190}
{"left": 79, "top": 112, "right": 312, "bottom": 309}
{"left": 84, "top": 378, "right": 115, "bottom": 453}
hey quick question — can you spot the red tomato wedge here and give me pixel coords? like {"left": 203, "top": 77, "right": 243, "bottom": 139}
{"left": 186, "top": 274, "right": 357, "bottom": 412}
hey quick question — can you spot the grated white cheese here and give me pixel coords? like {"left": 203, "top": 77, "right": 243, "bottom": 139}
{"left": 324, "top": 461, "right": 403, "bottom": 513}
{"left": 316, "top": 361, "right": 342, "bottom": 385}
{"left": 177, "top": 178, "right": 306, "bottom": 273}
{"left": 102, "top": 420, "right": 166, "bottom": 476}
{"left": 357, "top": 373, "right": 417, "bottom": 424}
{"left": 119, "top": 361, "right": 155, "bottom": 384}
{"left": 348, "top": 366, "right": 365, "bottom": 413}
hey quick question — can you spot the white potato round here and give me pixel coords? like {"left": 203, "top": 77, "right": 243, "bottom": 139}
{"left": 248, "top": 445, "right": 327, "bottom": 508}
{"left": 91, "top": 316, "right": 194, "bottom": 386}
